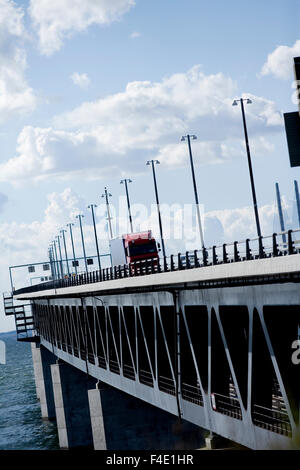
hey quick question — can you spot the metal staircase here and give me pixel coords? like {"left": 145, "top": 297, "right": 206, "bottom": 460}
{"left": 3, "top": 292, "right": 39, "bottom": 342}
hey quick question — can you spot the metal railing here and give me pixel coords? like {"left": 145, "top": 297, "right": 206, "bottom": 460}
{"left": 109, "top": 358, "right": 120, "bottom": 375}
{"left": 13, "top": 229, "right": 300, "bottom": 296}
{"left": 139, "top": 368, "right": 154, "bottom": 387}
{"left": 212, "top": 392, "right": 242, "bottom": 420}
{"left": 252, "top": 404, "right": 292, "bottom": 437}
{"left": 181, "top": 382, "right": 204, "bottom": 406}
{"left": 123, "top": 363, "right": 135, "bottom": 380}
{"left": 158, "top": 375, "right": 176, "bottom": 395}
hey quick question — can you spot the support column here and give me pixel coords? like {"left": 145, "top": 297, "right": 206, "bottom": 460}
{"left": 51, "top": 362, "right": 97, "bottom": 449}
{"left": 88, "top": 383, "right": 205, "bottom": 450}
{"left": 31, "top": 343, "right": 56, "bottom": 419}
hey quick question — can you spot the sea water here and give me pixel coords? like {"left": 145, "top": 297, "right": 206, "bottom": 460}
{"left": 0, "top": 331, "right": 59, "bottom": 450}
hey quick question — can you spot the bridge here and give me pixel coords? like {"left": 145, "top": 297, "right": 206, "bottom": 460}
{"left": 4, "top": 229, "right": 300, "bottom": 450}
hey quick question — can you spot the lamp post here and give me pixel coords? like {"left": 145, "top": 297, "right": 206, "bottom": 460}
{"left": 294, "top": 180, "right": 300, "bottom": 227}
{"left": 146, "top": 159, "right": 166, "bottom": 258}
{"left": 55, "top": 235, "right": 64, "bottom": 278}
{"left": 88, "top": 204, "right": 101, "bottom": 270}
{"left": 101, "top": 187, "right": 113, "bottom": 239}
{"left": 275, "top": 182, "right": 286, "bottom": 244}
{"left": 76, "top": 214, "right": 88, "bottom": 273}
{"left": 67, "top": 223, "right": 77, "bottom": 275}
{"left": 60, "top": 229, "right": 70, "bottom": 276}
{"left": 181, "top": 134, "right": 205, "bottom": 249}
{"left": 53, "top": 239, "right": 60, "bottom": 278}
{"left": 49, "top": 245, "right": 57, "bottom": 280}
{"left": 120, "top": 178, "right": 134, "bottom": 233}
{"left": 232, "top": 98, "right": 262, "bottom": 238}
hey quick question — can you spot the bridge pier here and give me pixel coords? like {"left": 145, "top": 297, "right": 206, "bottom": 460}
{"left": 88, "top": 384, "right": 205, "bottom": 450}
{"left": 31, "top": 343, "right": 56, "bottom": 420}
{"left": 51, "top": 362, "right": 97, "bottom": 449}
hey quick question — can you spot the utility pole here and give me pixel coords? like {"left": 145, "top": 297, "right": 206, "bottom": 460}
{"left": 67, "top": 223, "right": 77, "bottom": 275}
{"left": 88, "top": 204, "right": 101, "bottom": 270}
{"left": 53, "top": 239, "right": 61, "bottom": 278}
{"left": 146, "top": 159, "right": 166, "bottom": 258}
{"left": 76, "top": 214, "right": 88, "bottom": 273}
{"left": 101, "top": 187, "right": 113, "bottom": 239}
{"left": 275, "top": 182, "right": 286, "bottom": 244}
{"left": 60, "top": 229, "right": 70, "bottom": 276}
{"left": 181, "top": 134, "right": 205, "bottom": 249}
{"left": 294, "top": 180, "right": 300, "bottom": 227}
{"left": 56, "top": 235, "right": 64, "bottom": 278}
{"left": 233, "top": 98, "right": 262, "bottom": 238}
{"left": 120, "top": 179, "right": 134, "bottom": 233}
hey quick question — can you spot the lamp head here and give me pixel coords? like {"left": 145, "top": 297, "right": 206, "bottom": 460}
{"left": 232, "top": 100, "right": 238, "bottom": 106}
{"left": 246, "top": 98, "right": 252, "bottom": 104}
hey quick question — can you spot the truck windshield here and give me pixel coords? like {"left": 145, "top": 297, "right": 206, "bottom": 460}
{"left": 128, "top": 242, "right": 157, "bottom": 257}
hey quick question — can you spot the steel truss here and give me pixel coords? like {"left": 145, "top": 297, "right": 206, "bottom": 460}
{"left": 32, "top": 283, "right": 300, "bottom": 450}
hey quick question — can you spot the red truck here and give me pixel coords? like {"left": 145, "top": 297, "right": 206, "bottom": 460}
{"left": 109, "top": 231, "right": 159, "bottom": 269}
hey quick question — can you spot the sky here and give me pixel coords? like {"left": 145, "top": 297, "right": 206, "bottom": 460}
{"left": 0, "top": 0, "right": 300, "bottom": 331}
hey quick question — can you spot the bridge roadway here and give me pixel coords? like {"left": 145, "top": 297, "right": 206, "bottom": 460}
{"left": 14, "top": 253, "right": 300, "bottom": 450}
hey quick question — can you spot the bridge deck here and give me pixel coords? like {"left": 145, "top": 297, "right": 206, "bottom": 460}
{"left": 14, "top": 253, "right": 300, "bottom": 300}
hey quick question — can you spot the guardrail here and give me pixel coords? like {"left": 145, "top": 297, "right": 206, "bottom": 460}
{"left": 13, "top": 229, "right": 300, "bottom": 296}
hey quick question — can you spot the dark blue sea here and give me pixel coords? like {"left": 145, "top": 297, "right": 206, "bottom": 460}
{"left": 0, "top": 331, "right": 59, "bottom": 450}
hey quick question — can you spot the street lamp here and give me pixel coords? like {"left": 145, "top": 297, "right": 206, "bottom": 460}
{"left": 101, "top": 187, "right": 113, "bottom": 239}
{"left": 60, "top": 229, "right": 70, "bottom": 276}
{"left": 181, "top": 134, "right": 205, "bottom": 250}
{"left": 49, "top": 244, "right": 57, "bottom": 280}
{"left": 76, "top": 214, "right": 88, "bottom": 273}
{"left": 53, "top": 239, "right": 61, "bottom": 278}
{"left": 67, "top": 223, "right": 77, "bottom": 275}
{"left": 88, "top": 204, "right": 101, "bottom": 270}
{"left": 120, "top": 178, "right": 134, "bottom": 233}
{"left": 55, "top": 235, "right": 64, "bottom": 278}
{"left": 232, "top": 97, "right": 261, "bottom": 238}
{"left": 146, "top": 159, "right": 166, "bottom": 258}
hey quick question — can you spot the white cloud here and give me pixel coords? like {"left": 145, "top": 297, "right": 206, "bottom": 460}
{"left": 29, "top": 0, "right": 136, "bottom": 56}
{"left": 130, "top": 31, "right": 141, "bottom": 39}
{"left": 261, "top": 40, "right": 300, "bottom": 80}
{"left": 0, "top": 66, "right": 283, "bottom": 183}
{"left": 70, "top": 72, "right": 90, "bottom": 89}
{"left": 0, "top": 0, "right": 36, "bottom": 120}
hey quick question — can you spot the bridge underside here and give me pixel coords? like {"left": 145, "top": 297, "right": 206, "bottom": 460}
{"left": 31, "top": 280, "right": 300, "bottom": 450}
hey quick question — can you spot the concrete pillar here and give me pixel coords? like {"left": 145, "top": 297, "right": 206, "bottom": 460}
{"left": 31, "top": 342, "right": 42, "bottom": 400}
{"left": 88, "top": 384, "right": 205, "bottom": 450}
{"left": 31, "top": 343, "right": 56, "bottom": 419}
{"left": 205, "top": 433, "right": 236, "bottom": 450}
{"left": 51, "top": 362, "right": 97, "bottom": 449}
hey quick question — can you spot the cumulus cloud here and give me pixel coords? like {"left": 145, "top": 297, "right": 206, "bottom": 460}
{"left": 130, "top": 31, "right": 141, "bottom": 39}
{"left": 29, "top": 0, "right": 136, "bottom": 56}
{"left": 70, "top": 72, "right": 90, "bottom": 89}
{"left": 0, "top": 66, "right": 283, "bottom": 183}
{"left": 0, "top": 0, "right": 36, "bottom": 120}
{"left": 261, "top": 40, "right": 300, "bottom": 80}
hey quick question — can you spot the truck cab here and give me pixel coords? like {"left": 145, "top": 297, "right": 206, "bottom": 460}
{"left": 109, "top": 231, "right": 159, "bottom": 268}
